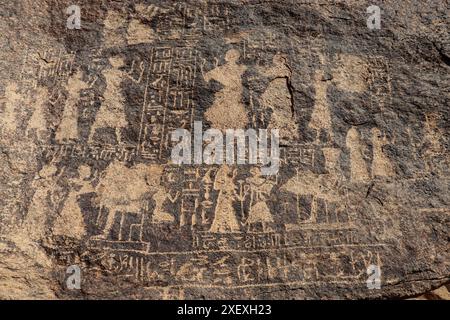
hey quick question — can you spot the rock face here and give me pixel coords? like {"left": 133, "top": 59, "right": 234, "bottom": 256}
{"left": 0, "top": 0, "right": 448, "bottom": 299}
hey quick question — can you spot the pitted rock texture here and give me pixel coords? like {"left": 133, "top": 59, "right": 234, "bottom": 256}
{"left": 0, "top": 0, "right": 448, "bottom": 299}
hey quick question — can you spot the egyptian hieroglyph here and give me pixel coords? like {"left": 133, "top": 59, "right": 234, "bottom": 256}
{"left": 0, "top": 1, "right": 448, "bottom": 300}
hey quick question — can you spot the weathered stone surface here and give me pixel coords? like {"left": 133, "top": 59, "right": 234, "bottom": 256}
{"left": 0, "top": 0, "right": 448, "bottom": 299}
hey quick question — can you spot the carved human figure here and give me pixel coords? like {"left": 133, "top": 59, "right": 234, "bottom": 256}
{"left": 209, "top": 165, "right": 241, "bottom": 233}
{"left": 55, "top": 70, "right": 89, "bottom": 143}
{"left": 52, "top": 165, "right": 94, "bottom": 239}
{"left": 22, "top": 164, "right": 59, "bottom": 241}
{"left": 200, "top": 168, "right": 214, "bottom": 225}
{"left": 322, "top": 147, "right": 342, "bottom": 179}
{"left": 346, "top": 127, "right": 370, "bottom": 182}
{"left": 202, "top": 49, "right": 248, "bottom": 130}
{"left": 103, "top": 10, "right": 126, "bottom": 48}
{"left": 308, "top": 70, "right": 333, "bottom": 144}
{"left": 321, "top": 147, "right": 348, "bottom": 222}
{"left": 1, "top": 82, "right": 21, "bottom": 135}
{"left": 371, "top": 128, "right": 395, "bottom": 178}
{"left": 88, "top": 56, "right": 129, "bottom": 144}
{"left": 26, "top": 86, "right": 49, "bottom": 141}
{"left": 260, "top": 53, "right": 298, "bottom": 144}
{"left": 245, "top": 167, "right": 275, "bottom": 232}
{"left": 332, "top": 54, "right": 369, "bottom": 94}
{"left": 126, "top": 19, "right": 155, "bottom": 45}
{"left": 151, "top": 188, "right": 179, "bottom": 224}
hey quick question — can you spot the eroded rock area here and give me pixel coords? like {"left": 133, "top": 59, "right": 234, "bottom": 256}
{"left": 0, "top": 0, "right": 448, "bottom": 299}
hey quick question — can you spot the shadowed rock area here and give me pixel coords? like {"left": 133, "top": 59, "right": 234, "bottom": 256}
{"left": 0, "top": 0, "right": 448, "bottom": 299}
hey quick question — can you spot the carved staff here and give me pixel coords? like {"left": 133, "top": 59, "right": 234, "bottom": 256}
{"left": 237, "top": 180, "right": 247, "bottom": 219}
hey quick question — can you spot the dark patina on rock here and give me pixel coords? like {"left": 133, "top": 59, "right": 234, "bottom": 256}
{"left": 0, "top": 0, "right": 448, "bottom": 299}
